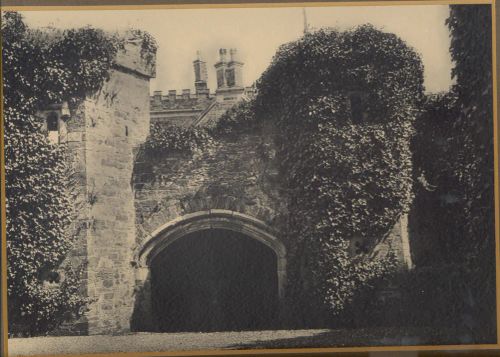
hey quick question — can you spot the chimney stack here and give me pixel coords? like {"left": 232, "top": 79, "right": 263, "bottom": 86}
{"left": 193, "top": 51, "right": 209, "bottom": 96}
{"left": 226, "top": 48, "right": 244, "bottom": 88}
{"left": 214, "top": 48, "right": 228, "bottom": 89}
{"left": 229, "top": 48, "right": 238, "bottom": 62}
{"left": 219, "top": 48, "right": 227, "bottom": 63}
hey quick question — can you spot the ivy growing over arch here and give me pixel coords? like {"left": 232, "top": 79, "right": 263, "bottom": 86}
{"left": 145, "top": 122, "right": 213, "bottom": 155}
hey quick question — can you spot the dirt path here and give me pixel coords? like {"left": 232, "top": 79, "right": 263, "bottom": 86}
{"left": 7, "top": 329, "right": 330, "bottom": 356}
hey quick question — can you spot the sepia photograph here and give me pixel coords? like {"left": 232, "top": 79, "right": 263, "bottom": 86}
{"left": 0, "top": 1, "right": 498, "bottom": 356}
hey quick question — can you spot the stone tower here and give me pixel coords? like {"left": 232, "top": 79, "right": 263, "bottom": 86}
{"left": 39, "top": 32, "right": 156, "bottom": 335}
{"left": 77, "top": 36, "right": 155, "bottom": 335}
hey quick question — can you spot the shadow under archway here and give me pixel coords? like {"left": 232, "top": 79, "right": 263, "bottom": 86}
{"left": 131, "top": 210, "right": 287, "bottom": 332}
{"left": 150, "top": 228, "right": 279, "bottom": 332}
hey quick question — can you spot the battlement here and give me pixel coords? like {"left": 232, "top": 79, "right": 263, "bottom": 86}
{"left": 151, "top": 48, "right": 249, "bottom": 107}
{"left": 150, "top": 90, "right": 215, "bottom": 111}
{"left": 151, "top": 85, "right": 255, "bottom": 110}
{"left": 114, "top": 30, "right": 157, "bottom": 78}
{"left": 150, "top": 48, "right": 256, "bottom": 127}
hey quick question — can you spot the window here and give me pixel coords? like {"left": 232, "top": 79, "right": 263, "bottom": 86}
{"left": 46, "top": 112, "right": 59, "bottom": 144}
{"left": 349, "top": 93, "right": 364, "bottom": 124}
{"left": 225, "top": 68, "right": 235, "bottom": 87}
{"left": 47, "top": 112, "right": 58, "bottom": 131}
{"left": 216, "top": 69, "right": 225, "bottom": 88}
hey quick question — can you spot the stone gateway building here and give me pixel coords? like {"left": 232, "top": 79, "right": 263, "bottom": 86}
{"left": 38, "top": 36, "right": 412, "bottom": 335}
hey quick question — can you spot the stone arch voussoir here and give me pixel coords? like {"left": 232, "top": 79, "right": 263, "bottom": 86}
{"left": 136, "top": 194, "right": 277, "bottom": 245}
{"left": 135, "top": 209, "right": 286, "bottom": 298}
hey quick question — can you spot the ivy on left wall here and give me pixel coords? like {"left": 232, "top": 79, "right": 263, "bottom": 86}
{"left": 1, "top": 12, "right": 156, "bottom": 336}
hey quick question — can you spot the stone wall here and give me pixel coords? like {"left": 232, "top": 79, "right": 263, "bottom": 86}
{"left": 372, "top": 214, "right": 413, "bottom": 269}
{"left": 61, "top": 38, "right": 156, "bottom": 335}
{"left": 84, "top": 70, "right": 152, "bottom": 334}
{"left": 133, "top": 126, "right": 287, "bottom": 249}
{"left": 130, "top": 125, "right": 290, "bottom": 330}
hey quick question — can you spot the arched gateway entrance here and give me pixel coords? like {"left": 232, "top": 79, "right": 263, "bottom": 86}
{"left": 133, "top": 210, "right": 286, "bottom": 332}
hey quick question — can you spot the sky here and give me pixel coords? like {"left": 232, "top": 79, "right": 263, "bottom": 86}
{"left": 19, "top": 5, "right": 454, "bottom": 94}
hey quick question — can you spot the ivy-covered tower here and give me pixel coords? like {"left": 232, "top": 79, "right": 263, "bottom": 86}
{"left": 38, "top": 32, "right": 156, "bottom": 335}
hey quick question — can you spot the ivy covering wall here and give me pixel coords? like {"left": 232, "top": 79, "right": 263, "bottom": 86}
{"left": 254, "top": 25, "right": 424, "bottom": 326}
{"left": 447, "top": 5, "right": 495, "bottom": 270}
{"left": 407, "top": 5, "right": 496, "bottom": 342}
{"left": 1, "top": 12, "right": 157, "bottom": 335}
{"left": 145, "top": 122, "right": 213, "bottom": 155}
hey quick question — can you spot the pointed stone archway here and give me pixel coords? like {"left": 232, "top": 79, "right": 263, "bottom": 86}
{"left": 131, "top": 209, "right": 286, "bottom": 332}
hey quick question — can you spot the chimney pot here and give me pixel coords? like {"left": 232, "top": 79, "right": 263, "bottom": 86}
{"left": 229, "top": 48, "right": 238, "bottom": 62}
{"left": 219, "top": 48, "right": 227, "bottom": 62}
{"left": 193, "top": 51, "right": 208, "bottom": 93}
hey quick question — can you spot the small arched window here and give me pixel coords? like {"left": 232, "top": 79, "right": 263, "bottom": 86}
{"left": 349, "top": 93, "right": 364, "bottom": 124}
{"left": 47, "top": 112, "right": 58, "bottom": 131}
{"left": 46, "top": 112, "right": 59, "bottom": 144}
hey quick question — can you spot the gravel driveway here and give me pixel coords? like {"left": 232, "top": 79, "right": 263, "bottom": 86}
{"left": 7, "top": 326, "right": 478, "bottom": 356}
{"left": 7, "top": 329, "right": 330, "bottom": 356}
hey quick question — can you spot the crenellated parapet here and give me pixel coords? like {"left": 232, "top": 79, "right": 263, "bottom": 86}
{"left": 150, "top": 48, "right": 256, "bottom": 128}
{"left": 114, "top": 30, "right": 157, "bottom": 78}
